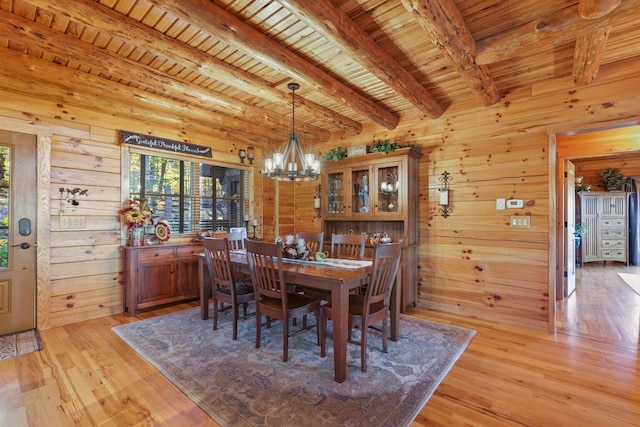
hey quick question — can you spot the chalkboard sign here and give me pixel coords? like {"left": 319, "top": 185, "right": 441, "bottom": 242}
{"left": 120, "top": 130, "right": 212, "bottom": 158}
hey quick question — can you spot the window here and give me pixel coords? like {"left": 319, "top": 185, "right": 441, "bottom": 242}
{"left": 128, "top": 151, "right": 248, "bottom": 234}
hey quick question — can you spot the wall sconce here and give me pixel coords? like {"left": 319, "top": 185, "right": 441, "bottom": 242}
{"left": 438, "top": 171, "right": 452, "bottom": 218}
{"left": 314, "top": 184, "right": 322, "bottom": 218}
{"left": 247, "top": 146, "right": 255, "bottom": 164}
{"left": 239, "top": 149, "right": 247, "bottom": 163}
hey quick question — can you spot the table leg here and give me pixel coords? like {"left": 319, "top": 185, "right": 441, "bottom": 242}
{"left": 331, "top": 283, "right": 348, "bottom": 383}
{"left": 199, "top": 257, "right": 210, "bottom": 320}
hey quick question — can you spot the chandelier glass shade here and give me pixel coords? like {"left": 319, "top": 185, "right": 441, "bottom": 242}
{"left": 264, "top": 83, "right": 320, "bottom": 182}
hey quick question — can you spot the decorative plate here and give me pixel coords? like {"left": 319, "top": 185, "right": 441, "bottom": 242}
{"left": 154, "top": 221, "right": 171, "bottom": 242}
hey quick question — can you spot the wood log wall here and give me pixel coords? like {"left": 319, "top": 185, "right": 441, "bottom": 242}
{"left": 313, "top": 57, "right": 640, "bottom": 330}
{"left": 1, "top": 56, "right": 639, "bottom": 331}
{"left": 0, "top": 92, "right": 263, "bottom": 330}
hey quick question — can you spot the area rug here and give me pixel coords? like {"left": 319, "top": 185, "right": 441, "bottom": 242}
{"left": 112, "top": 306, "right": 475, "bottom": 427}
{"left": 618, "top": 272, "right": 640, "bottom": 296}
{"left": 0, "top": 329, "right": 42, "bottom": 361}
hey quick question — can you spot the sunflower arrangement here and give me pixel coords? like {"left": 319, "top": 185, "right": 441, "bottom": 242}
{"left": 119, "top": 198, "right": 155, "bottom": 231}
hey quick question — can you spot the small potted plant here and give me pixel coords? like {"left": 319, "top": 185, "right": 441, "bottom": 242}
{"left": 598, "top": 167, "right": 626, "bottom": 191}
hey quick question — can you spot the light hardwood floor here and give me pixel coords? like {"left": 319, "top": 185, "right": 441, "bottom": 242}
{"left": 1, "top": 264, "right": 638, "bottom": 426}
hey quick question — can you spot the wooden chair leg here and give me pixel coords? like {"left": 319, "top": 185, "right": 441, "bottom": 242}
{"left": 382, "top": 316, "right": 389, "bottom": 353}
{"left": 255, "top": 311, "right": 262, "bottom": 349}
{"left": 315, "top": 308, "right": 320, "bottom": 345}
{"left": 213, "top": 297, "right": 219, "bottom": 331}
{"left": 361, "top": 320, "right": 368, "bottom": 372}
{"left": 319, "top": 308, "right": 327, "bottom": 358}
{"left": 232, "top": 303, "right": 239, "bottom": 340}
{"left": 282, "top": 317, "right": 289, "bottom": 362}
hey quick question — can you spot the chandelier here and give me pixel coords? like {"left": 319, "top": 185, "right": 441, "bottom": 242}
{"left": 264, "top": 83, "right": 320, "bottom": 182}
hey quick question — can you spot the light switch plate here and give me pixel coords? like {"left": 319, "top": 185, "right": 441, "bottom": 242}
{"left": 496, "top": 198, "right": 506, "bottom": 210}
{"left": 510, "top": 215, "right": 530, "bottom": 228}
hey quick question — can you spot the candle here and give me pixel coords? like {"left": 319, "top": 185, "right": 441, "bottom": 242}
{"left": 314, "top": 197, "right": 321, "bottom": 209}
{"left": 439, "top": 189, "right": 449, "bottom": 205}
{"left": 244, "top": 214, "right": 249, "bottom": 222}
{"left": 252, "top": 219, "right": 258, "bottom": 226}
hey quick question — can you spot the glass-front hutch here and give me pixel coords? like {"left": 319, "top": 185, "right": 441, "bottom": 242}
{"left": 321, "top": 148, "right": 422, "bottom": 310}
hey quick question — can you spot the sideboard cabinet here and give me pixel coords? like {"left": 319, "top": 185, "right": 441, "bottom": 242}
{"left": 579, "top": 191, "right": 629, "bottom": 265}
{"left": 123, "top": 243, "right": 203, "bottom": 316}
{"left": 321, "top": 148, "right": 422, "bottom": 310}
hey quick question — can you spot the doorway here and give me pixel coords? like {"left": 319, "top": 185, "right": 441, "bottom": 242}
{"left": 555, "top": 124, "right": 640, "bottom": 337}
{"left": 0, "top": 130, "right": 37, "bottom": 335}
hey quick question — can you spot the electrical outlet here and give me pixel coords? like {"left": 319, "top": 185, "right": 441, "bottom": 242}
{"left": 60, "top": 215, "right": 86, "bottom": 229}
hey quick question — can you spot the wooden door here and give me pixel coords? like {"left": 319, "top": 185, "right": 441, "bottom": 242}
{"left": 581, "top": 194, "right": 600, "bottom": 262}
{"left": 565, "top": 160, "right": 576, "bottom": 297}
{"left": 0, "top": 131, "right": 37, "bottom": 335}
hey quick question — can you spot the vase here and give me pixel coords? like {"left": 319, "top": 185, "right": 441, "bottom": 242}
{"left": 130, "top": 227, "right": 145, "bottom": 246}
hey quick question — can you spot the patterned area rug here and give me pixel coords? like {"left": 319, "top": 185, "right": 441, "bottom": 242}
{"left": 618, "top": 273, "right": 640, "bottom": 296}
{"left": 113, "top": 306, "right": 475, "bottom": 427}
{"left": 0, "top": 330, "right": 42, "bottom": 361}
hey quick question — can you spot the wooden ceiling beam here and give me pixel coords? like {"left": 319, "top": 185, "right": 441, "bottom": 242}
{"left": 401, "top": 0, "right": 500, "bottom": 106}
{"left": 475, "top": 0, "right": 640, "bottom": 65}
{"left": 24, "top": 0, "right": 358, "bottom": 136}
{"left": 0, "top": 7, "right": 329, "bottom": 142}
{"left": 144, "top": 0, "right": 400, "bottom": 130}
{"left": 281, "top": 0, "right": 444, "bottom": 118}
{"left": 0, "top": 48, "right": 275, "bottom": 145}
{"left": 573, "top": 26, "right": 611, "bottom": 86}
{"left": 573, "top": 1, "right": 619, "bottom": 86}
{"left": 579, "top": 0, "right": 622, "bottom": 19}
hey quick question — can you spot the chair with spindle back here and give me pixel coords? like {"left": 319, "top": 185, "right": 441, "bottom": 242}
{"left": 330, "top": 233, "right": 366, "bottom": 258}
{"left": 245, "top": 240, "right": 320, "bottom": 362}
{"left": 296, "top": 231, "right": 324, "bottom": 254}
{"left": 203, "top": 237, "right": 255, "bottom": 340}
{"left": 320, "top": 241, "right": 402, "bottom": 372}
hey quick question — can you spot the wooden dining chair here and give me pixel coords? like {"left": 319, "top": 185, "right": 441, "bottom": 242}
{"left": 226, "top": 231, "right": 246, "bottom": 251}
{"left": 330, "top": 233, "right": 366, "bottom": 258}
{"left": 296, "top": 231, "right": 324, "bottom": 253}
{"left": 203, "top": 237, "right": 255, "bottom": 340}
{"left": 245, "top": 239, "right": 320, "bottom": 362}
{"left": 319, "top": 241, "right": 402, "bottom": 372}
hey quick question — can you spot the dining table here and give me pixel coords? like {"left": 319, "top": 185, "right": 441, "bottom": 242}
{"left": 198, "top": 251, "right": 401, "bottom": 383}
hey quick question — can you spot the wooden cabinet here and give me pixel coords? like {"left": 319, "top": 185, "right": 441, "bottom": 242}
{"left": 579, "top": 191, "right": 629, "bottom": 264}
{"left": 124, "top": 243, "right": 203, "bottom": 316}
{"left": 324, "top": 159, "right": 405, "bottom": 219}
{"left": 321, "top": 148, "right": 422, "bottom": 310}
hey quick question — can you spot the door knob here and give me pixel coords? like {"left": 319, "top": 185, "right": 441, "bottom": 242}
{"left": 11, "top": 242, "right": 30, "bottom": 249}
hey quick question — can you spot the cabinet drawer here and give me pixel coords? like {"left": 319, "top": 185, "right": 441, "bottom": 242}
{"left": 137, "top": 247, "right": 175, "bottom": 262}
{"left": 601, "top": 218, "right": 625, "bottom": 227}
{"left": 602, "top": 249, "right": 625, "bottom": 259}
{"left": 601, "top": 239, "right": 625, "bottom": 248}
{"left": 176, "top": 245, "right": 202, "bottom": 258}
{"left": 601, "top": 228, "right": 625, "bottom": 238}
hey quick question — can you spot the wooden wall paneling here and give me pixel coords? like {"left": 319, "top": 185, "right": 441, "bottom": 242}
{"left": 294, "top": 181, "right": 323, "bottom": 234}
{"left": 3, "top": 45, "right": 640, "bottom": 330}
{"left": 572, "top": 152, "right": 640, "bottom": 190}
{"left": 36, "top": 134, "right": 52, "bottom": 331}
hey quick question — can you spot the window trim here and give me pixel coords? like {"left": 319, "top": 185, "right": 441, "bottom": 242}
{"left": 121, "top": 145, "right": 253, "bottom": 240}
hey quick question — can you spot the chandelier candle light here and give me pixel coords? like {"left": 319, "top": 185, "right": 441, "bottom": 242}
{"left": 263, "top": 83, "right": 320, "bottom": 182}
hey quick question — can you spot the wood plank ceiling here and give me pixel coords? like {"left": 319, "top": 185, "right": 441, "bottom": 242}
{"left": 0, "top": 0, "right": 638, "bottom": 146}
